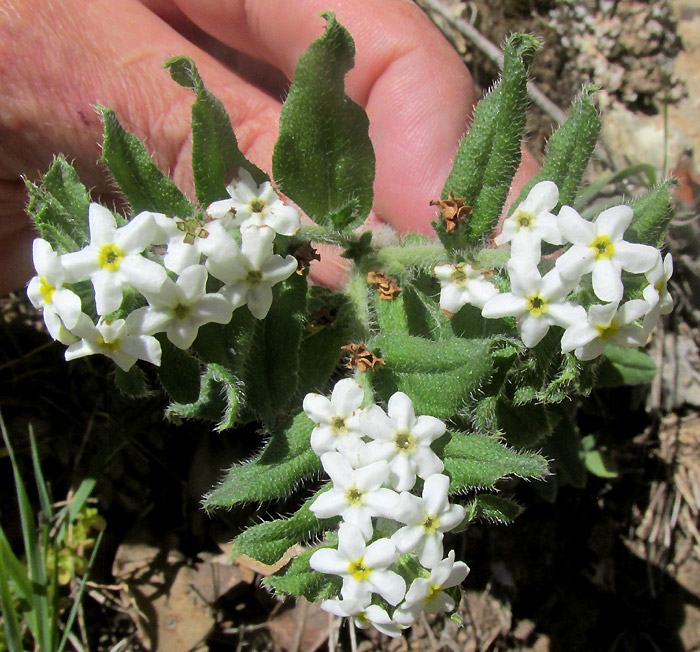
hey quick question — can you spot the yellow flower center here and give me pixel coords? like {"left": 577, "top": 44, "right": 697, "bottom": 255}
{"left": 515, "top": 210, "right": 534, "bottom": 230}
{"left": 596, "top": 322, "right": 619, "bottom": 340}
{"left": 451, "top": 264, "right": 468, "bottom": 285}
{"left": 98, "top": 244, "right": 125, "bottom": 271}
{"left": 344, "top": 486, "right": 364, "bottom": 505}
{"left": 246, "top": 270, "right": 263, "bottom": 285}
{"left": 249, "top": 198, "right": 267, "bottom": 214}
{"left": 422, "top": 514, "right": 440, "bottom": 535}
{"left": 330, "top": 416, "right": 347, "bottom": 434}
{"left": 348, "top": 559, "right": 370, "bottom": 581}
{"left": 590, "top": 235, "right": 614, "bottom": 259}
{"left": 39, "top": 277, "right": 55, "bottom": 303}
{"left": 171, "top": 302, "right": 191, "bottom": 320}
{"left": 394, "top": 431, "right": 417, "bottom": 454}
{"left": 426, "top": 583, "right": 443, "bottom": 603}
{"left": 96, "top": 335, "right": 121, "bottom": 353}
{"left": 526, "top": 292, "right": 547, "bottom": 317}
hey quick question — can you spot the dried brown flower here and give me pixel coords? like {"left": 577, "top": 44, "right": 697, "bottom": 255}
{"left": 430, "top": 192, "right": 473, "bottom": 233}
{"left": 366, "top": 271, "right": 402, "bottom": 300}
{"left": 293, "top": 242, "right": 321, "bottom": 275}
{"left": 341, "top": 342, "right": 385, "bottom": 371}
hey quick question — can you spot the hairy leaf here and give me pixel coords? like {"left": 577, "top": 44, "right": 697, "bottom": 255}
{"left": 165, "top": 56, "right": 268, "bottom": 208}
{"left": 204, "top": 411, "right": 322, "bottom": 508}
{"left": 264, "top": 535, "right": 341, "bottom": 601}
{"left": 99, "top": 107, "right": 194, "bottom": 217}
{"left": 273, "top": 12, "right": 374, "bottom": 229}
{"left": 440, "top": 431, "right": 549, "bottom": 491}
{"left": 464, "top": 494, "right": 522, "bottom": 525}
{"left": 626, "top": 180, "right": 678, "bottom": 247}
{"left": 232, "top": 486, "right": 338, "bottom": 564}
{"left": 595, "top": 344, "right": 657, "bottom": 387}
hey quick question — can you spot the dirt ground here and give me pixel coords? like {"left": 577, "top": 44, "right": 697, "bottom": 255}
{"left": 1, "top": 1, "right": 699, "bottom": 651}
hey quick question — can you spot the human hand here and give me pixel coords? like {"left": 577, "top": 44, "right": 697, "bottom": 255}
{"left": 0, "top": 0, "right": 537, "bottom": 294}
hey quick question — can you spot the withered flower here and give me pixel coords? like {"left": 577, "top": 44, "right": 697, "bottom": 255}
{"left": 366, "top": 271, "right": 402, "bottom": 300}
{"left": 430, "top": 192, "right": 473, "bottom": 233}
{"left": 341, "top": 342, "right": 385, "bottom": 371}
{"left": 293, "top": 242, "right": 321, "bottom": 275}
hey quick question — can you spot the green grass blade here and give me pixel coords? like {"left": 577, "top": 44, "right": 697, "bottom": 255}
{"left": 28, "top": 426, "right": 53, "bottom": 523}
{"left": 0, "top": 542, "right": 24, "bottom": 652}
{"left": 1, "top": 418, "right": 52, "bottom": 651}
{"left": 56, "top": 530, "right": 104, "bottom": 652}
{"left": 0, "top": 526, "right": 32, "bottom": 602}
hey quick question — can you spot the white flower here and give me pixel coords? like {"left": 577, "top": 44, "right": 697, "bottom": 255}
{"left": 65, "top": 313, "right": 161, "bottom": 371}
{"left": 433, "top": 262, "right": 499, "bottom": 313}
{"left": 560, "top": 300, "right": 649, "bottom": 361}
{"left": 642, "top": 252, "right": 673, "bottom": 332}
{"left": 555, "top": 205, "right": 659, "bottom": 303}
{"left": 321, "top": 597, "right": 405, "bottom": 638}
{"left": 393, "top": 550, "right": 469, "bottom": 626}
{"left": 311, "top": 453, "right": 401, "bottom": 539}
{"left": 61, "top": 204, "right": 166, "bottom": 315}
{"left": 303, "top": 378, "right": 366, "bottom": 458}
{"left": 128, "top": 265, "right": 234, "bottom": 349}
{"left": 26, "top": 239, "right": 82, "bottom": 343}
{"left": 151, "top": 212, "right": 237, "bottom": 273}
{"left": 391, "top": 474, "right": 465, "bottom": 569}
{"left": 206, "top": 168, "right": 301, "bottom": 236}
{"left": 359, "top": 392, "right": 445, "bottom": 492}
{"left": 309, "top": 522, "right": 406, "bottom": 606}
{"left": 206, "top": 225, "right": 297, "bottom": 320}
{"left": 481, "top": 263, "right": 585, "bottom": 348}
{"left": 494, "top": 180, "right": 563, "bottom": 264}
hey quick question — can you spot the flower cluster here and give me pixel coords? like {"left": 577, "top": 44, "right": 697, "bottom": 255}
{"left": 304, "top": 379, "right": 469, "bottom": 637}
{"left": 434, "top": 181, "right": 673, "bottom": 360}
{"left": 27, "top": 169, "right": 301, "bottom": 370}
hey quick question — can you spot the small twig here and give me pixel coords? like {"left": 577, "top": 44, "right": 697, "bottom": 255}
{"left": 418, "top": 0, "right": 568, "bottom": 125}
{"left": 421, "top": 612, "right": 440, "bottom": 651}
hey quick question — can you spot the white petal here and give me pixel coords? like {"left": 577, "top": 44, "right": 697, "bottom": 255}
{"left": 481, "top": 293, "right": 527, "bottom": 319}
{"left": 595, "top": 205, "right": 633, "bottom": 240}
{"left": 331, "top": 378, "right": 365, "bottom": 417}
{"left": 303, "top": 393, "right": 334, "bottom": 424}
{"left": 367, "top": 570, "right": 406, "bottom": 606}
{"left": 387, "top": 392, "right": 416, "bottom": 432}
{"left": 519, "top": 314, "right": 550, "bottom": 348}
{"left": 87, "top": 204, "right": 117, "bottom": 246}
{"left": 247, "top": 285, "right": 273, "bottom": 319}
{"left": 309, "top": 548, "right": 348, "bottom": 575}
{"left": 557, "top": 205, "right": 595, "bottom": 245}
{"left": 556, "top": 245, "right": 595, "bottom": 281}
{"left": 614, "top": 241, "right": 660, "bottom": 274}
{"left": 115, "top": 211, "right": 157, "bottom": 253}
{"left": 92, "top": 270, "right": 124, "bottom": 315}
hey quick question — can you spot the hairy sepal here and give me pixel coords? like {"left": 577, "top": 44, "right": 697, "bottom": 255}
{"left": 441, "top": 34, "right": 540, "bottom": 246}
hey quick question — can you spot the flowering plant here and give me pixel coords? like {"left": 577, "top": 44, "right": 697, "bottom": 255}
{"left": 24, "top": 14, "right": 674, "bottom": 637}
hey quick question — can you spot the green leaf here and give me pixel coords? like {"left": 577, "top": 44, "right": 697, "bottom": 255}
{"left": 166, "top": 363, "right": 239, "bottom": 429}
{"left": 204, "top": 411, "right": 322, "bottom": 509}
{"left": 440, "top": 431, "right": 549, "bottom": 491}
{"left": 232, "top": 486, "right": 339, "bottom": 565}
{"left": 496, "top": 400, "right": 552, "bottom": 448}
{"left": 273, "top": 12, "right": 374, "bottom": 229}
{"left": 464, "top": 494, "right": 522, "bottom": 525}
{"left": 98, "top": 107, "right": 195, "bottom": 217}
{"left": 242, "top": 273, "right": 308, "bottom": 427}
{"left": 512, "top": 87, "right": 601, "bottom": 213}
{"left": 581, "top": 435, "right": 619, "bottom": 479}
{"left": 626, "top": 180, "right": 678, "bottom": 247}
{"left": 114, "top": 365, "right": 150, "bottom": 398}
{"left": 26, "top": 157, "right": 94, "bottom": 254}
{"left": 164, "top": 56, "right": 268, "bottom": 208}
{"left": 157, "top": 337, "right": 201, "bottom": 404}
{"left": 371, "top": 333, "right": 494, "bottom": 418}
{"left": 596, "top": 344, "right": 657, "bottom": 387}
{"left": 264, "top": 536, "right": 341, "bottom": 601}
{"left": 442, "top": 34, "right": 540, "bottom": 245}
{"left": 296, "top": 288, "right": 351, "bottom": 398}
{"left": 543, "top": 416, "right": 586, "bottom": 489}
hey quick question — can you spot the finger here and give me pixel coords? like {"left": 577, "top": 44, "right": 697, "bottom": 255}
{"left": 0, "top": 0, "right": 285, "bottom": 292}
{"left": 167, "top": 0, "right": 477, "bottom": 235}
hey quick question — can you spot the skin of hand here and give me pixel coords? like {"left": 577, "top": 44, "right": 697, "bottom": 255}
{"left": 0, "top": 0, "right": 537, "bottom": 295}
